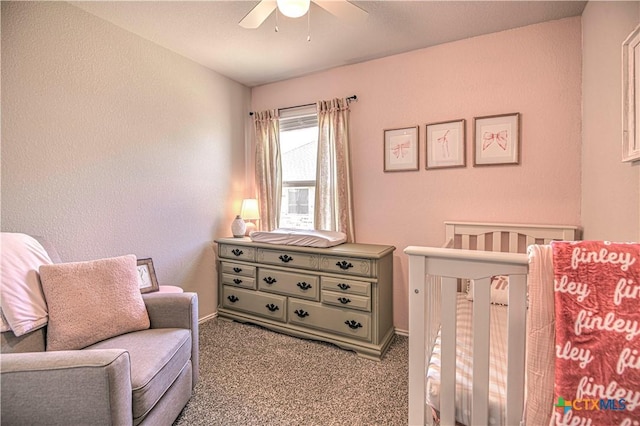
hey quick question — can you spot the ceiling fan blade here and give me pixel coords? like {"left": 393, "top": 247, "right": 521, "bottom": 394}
{"left": 313, "top": 0, "right": 368, "bottom": 25}
{"left": 239, "top": 0, "right": 277, "bottom": 29}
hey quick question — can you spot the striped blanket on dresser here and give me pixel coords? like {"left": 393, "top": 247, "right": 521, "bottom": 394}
{"left": 552, "top": 241, "right": 640, "bottom": 426}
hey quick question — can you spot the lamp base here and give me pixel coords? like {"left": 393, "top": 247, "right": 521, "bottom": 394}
{"left": 244, "top": 221, "right": 257, "bottom": 236}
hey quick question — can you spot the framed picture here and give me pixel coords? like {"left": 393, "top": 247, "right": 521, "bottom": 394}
{"left": 136, "top": 258, "right": 159, "bottom": 293}
{"left": 623, "top": 23, "right": 640, "bottom": 162}
{"left": 473, "top": 113, "right": 520, "bottom": 166}
{"left": 383, "top": 126, "right": 419, "bottom": 172}
{"left": 425, "top": 119, "right": 466, "bottom": 169}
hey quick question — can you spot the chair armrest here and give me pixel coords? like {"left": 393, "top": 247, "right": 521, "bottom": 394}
{"left": 143, "top": 292, "right": 198, "bottom": 330}
{"left": 1, "top": 349, "right": 132, "bottom": 426}
{"left": 143, "top": 292, "right": 199, "bottom": 387}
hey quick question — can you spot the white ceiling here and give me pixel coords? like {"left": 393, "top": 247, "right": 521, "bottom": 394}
{"left": 71, "top": 1, "right": 587, "bottom": 87}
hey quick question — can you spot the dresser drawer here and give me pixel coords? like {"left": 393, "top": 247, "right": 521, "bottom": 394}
{"left": 221, "top": 261, "right": 256, "bottom": 278}
{"left": 222, "top": 286, "right": 286, "bottom": 322}
{"left": 319, "top": 255, "right": 373, "bottom": 277}
{"left": 288, "top": 299, "right": 371, "bottom": 341}
{"left": 219, "top": 244, "right": 256, "bottom": 262}
{"left": 221, "top": 273, "right": 256, "bottom": 290}
{"left": 258, "top": 269, "right": 319, "bottom": 301}
{"left": 321, "top": 276, "right": 371, "bottom": 297}
{"left": 321, "top": 290, "right": 371, "bottom": 312}
{"left": 257, "top": 248, "right": 319, "bottom": 270}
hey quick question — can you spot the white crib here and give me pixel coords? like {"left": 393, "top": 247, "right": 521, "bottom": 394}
{"left": 405, "top": 222, "right": 579, "bottom": 426}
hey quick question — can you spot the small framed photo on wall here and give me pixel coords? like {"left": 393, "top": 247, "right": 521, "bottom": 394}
{"left": 136, "top": 258, "right": 159, "bottom": 293}
{"left": 425, "top": 119, "right": 466, "bottom": 169}
{"left": 473, "top": 112, "right": 520, "bottom": 166}
{"left": 622, "top": 23, "right": 640, "bottom": 162}
{"left": 383, "top": 126, "right": 419, "bottom": 172}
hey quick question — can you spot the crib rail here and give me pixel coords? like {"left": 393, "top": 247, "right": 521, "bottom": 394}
{"left": 406, "top": 246, "right": 529, "bottom": 426}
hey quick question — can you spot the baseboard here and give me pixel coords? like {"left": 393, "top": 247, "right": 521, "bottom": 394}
{"left": 394, "top": 328, "right": 408, "bottom": 337}
{"left": 199, "top": 312, "right": 218, "bottom": 324}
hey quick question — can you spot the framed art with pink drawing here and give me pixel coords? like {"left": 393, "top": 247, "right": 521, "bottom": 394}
{"left": 426, "top": 119, "right": 465, "bottom": 169}
{"left": 473, "top": 112, "right": 520, "bottom": 166}
{"left": 384, "top": 126, "right": 419, "bottom": 172}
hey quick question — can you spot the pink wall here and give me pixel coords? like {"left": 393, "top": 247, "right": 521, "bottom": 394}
{"left": 582, "top": 2, "right": 640, "bottom": 241}
{"left": 251, "top": 17, "right": 582, "bottom": 332}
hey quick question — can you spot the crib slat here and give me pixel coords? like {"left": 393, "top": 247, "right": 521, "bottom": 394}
{"left": 440, "top": 277, "right": 458, "bottom": 426}
{"left": 429, "top": 275, "right": 442, "bottom": 355}
{"left": 461, "top": 234, "right": 470, "bottom": 249}
{"left": 506, "top": 274, "right": 527, "bottom": 425}
{"left": 472, "top": 277, "right": 491, "bottom": 425}
{"left": 493, "top": 232, "right": 502, "bottom": 252}
{"left": 477, "top": 235, "right": 486, "bottom": 251}
{"left": 509, "top": 232, "right": 519, "bottom": 253}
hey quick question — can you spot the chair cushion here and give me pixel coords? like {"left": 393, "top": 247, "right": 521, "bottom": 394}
{"left": 39, "top": 255, "right": 150, "bottom": 351}
{"left": 86, "top": 328, "right": 192, "bottom": 420}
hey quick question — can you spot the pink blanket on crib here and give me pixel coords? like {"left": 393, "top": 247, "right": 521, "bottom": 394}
{"left": 552, "top": 241, "right": 640, "bottom": 425}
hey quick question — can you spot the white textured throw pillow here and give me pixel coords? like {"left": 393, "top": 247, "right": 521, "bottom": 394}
{"left": 40, "top": 254, "right": 150, "bottom": 351}
{"left": 0, "top": 233, "right": 52, "bottom": 336}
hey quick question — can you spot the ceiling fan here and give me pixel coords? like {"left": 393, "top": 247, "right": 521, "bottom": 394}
{"left": 239, "top": 0, "right": 368, "bottom": 29}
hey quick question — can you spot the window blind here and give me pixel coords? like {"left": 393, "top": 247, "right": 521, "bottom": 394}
{"left": 279, "top": 105, "right": 318, "bottom": 132}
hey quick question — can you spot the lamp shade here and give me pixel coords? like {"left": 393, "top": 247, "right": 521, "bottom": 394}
{"left": 276, "top": 0, "right": 310, "bottom": 18}
{"left": 240, "top": 199, "right": 260, "bottom": 220}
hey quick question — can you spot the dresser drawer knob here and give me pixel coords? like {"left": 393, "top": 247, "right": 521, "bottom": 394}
{"left": 279, "top": 254, "right": 294, "bottom": 263}
{"left": 231, "top": 249, "right": 244, "bottom": 257}
{"left": 294, "top": 309, "right": 309, "bottom": 318}
{"left": 233, "top": 267, "right": 242, "bottom": 273}
{"left": 297, "top": 282, "right": 312, "bottom": 290}
{"left": 336, "top": 261, "right": 354, "bottom": 270}
{"left": 337, "top": 283, "right": 351, "bottom": 291}
{"left": 233, "top": 278, "right": 242, "bottom": 285}
{"left": 265, "top": 303, "right": 279, "bottom": 312}
{"left": 263, "top": 276, "right": 277, "bottom": 285}
{"left": 345, "top": 320, "right": 362, "bottom": 330}
{"left": 338, "top": 297, "right": 351, "bottom": 305}
{"left": 227, "top": 295, "right": 239, "bottom": 303}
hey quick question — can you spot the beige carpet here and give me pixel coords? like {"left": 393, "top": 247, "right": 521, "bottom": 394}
{"left": 174, "top": 318, "right": 408, "bottom": 426}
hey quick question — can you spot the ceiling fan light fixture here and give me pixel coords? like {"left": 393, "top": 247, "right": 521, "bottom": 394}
{"left": 277, "top": 0, "right": 310, "bottom": 18}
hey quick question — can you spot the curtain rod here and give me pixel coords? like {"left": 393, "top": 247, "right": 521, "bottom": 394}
{"left": 249, "top": 95, "right": 357, "bottom": 116}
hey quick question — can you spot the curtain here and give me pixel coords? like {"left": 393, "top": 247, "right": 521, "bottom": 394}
{"left": 315, "top": 98, "right": 355, "bottom": 242}
{"left": 253, "top": 109, "right": 281, "bottom": 231}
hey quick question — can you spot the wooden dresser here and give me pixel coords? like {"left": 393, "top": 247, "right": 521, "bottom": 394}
{"left": 215, "top": 237, "right": 396, "bottom": 360}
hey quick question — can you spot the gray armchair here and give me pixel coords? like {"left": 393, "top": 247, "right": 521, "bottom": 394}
{"left": 0, "top": 238, "right": 199, "bottom": 426}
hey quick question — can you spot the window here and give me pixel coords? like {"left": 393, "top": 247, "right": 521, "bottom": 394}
{"left": 279, "top": 106, "right": 318, "bottom": 229}
{"left": 287, "top": 188, "right": 309, "bottom": 214}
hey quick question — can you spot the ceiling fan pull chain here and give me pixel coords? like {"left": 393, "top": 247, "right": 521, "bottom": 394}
{"left": 307, "top": 6, "right": 311, "bottom": 42}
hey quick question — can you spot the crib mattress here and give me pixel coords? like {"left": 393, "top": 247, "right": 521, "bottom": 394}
{"left": 249, "top": 229, "right": 346, "bottom": 248}
{"left": 426, "top": 293, "right": 508, "bottom": 426}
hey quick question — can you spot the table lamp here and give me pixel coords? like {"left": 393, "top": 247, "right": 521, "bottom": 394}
{"left": 240, "top": 199, "right": 260, "bottom": 235}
